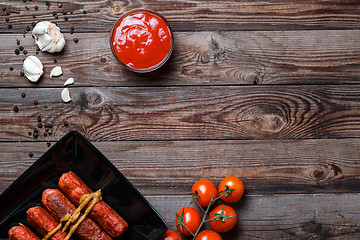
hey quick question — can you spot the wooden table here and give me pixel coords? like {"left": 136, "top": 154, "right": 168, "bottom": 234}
{"left": 1, "top": 0, "right": 360, "bottom": 239}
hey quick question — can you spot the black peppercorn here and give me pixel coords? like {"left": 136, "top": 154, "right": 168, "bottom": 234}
{"left": 47, "top": 141, "right": 51, "bottom": 147}
{"left": 13, "top": 106, "right": 19, "bottom": 112}
{"left": 25, "top": 6, "right": 29, "bottom": 10}
{"left": 8, "top": 24, "right": 12, "bottom": 29}
{"left": 34, "top": 5, "right": 38, "bottom": 10}
{"left": 33, "top": 132, "right": 38, "bottom": 138}
{"left": 64, "top": 16, "right": 68, "bottom": 21}
{"left": 29, "top": 152, "right": 33, "bottom": 157}
{"left": 45, "top": 1, "right": 49, "bottom": 5}
{"left": 48, "top": 130, "right": 53, "bottom": 136}
{"left": 64, "top": 121, "right": 69, "bottom": 127}
{"left": 37, "top": 116, "right": 42, "bottom": 122}
{"left": 26, "top": 26, "right": 31, "bottom": 31}
{"left": 44, "top": 132, "right": 47, "bottom": 137}
{"left": 23, "top": 50, "right": 28, "bottom": 55}
{"left": 58, "top": 3, "right": 62, "bottom": 8}
{"left": 44, "top": 105, "right": 48, "bottom": 109}
{"left": 21, "top": 92, "right": 26, "bottom": 98}
{"left": 34, "top": 100, "right": 38, "bottom": 105}
{"left": 28, "top": 131, "right": 32, "bottom": 136}
{"left": 33, "top": 128, "right": 38, "bottom": 133}
{"left": 16, "top": 39, "right": 20, "bottom": 45}
{"left": 19, "top": 46, "right": 24, "bottom": 51}
{"left": 38, "top": 122, "right": 43, "bottom": 128}
{"left": 15, "top": 49, "right": 20, "bottom": 55}
{"left": 20, "top": 71, "right": 24, "bottom": 77}
{"left": 74, "top": 38, "right": 78, "bottom": 43}
{"left": 9, "top": 66, "right": 14, "bottom": 71}
{"left": 5, "top": 17, "right": 9, "bottom": 22}
{"left": 52, "top": 11, "right": 57, "bottom": 16}
{"left": 83, "top": 10, "right": 87, "bottom": 14}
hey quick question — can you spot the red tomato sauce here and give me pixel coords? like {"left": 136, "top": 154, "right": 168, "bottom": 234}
{"left": 111, "top": 10, "right": 173, "bottom": 71}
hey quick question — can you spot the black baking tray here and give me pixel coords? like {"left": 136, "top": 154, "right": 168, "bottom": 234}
{"left": 0, "top": 130, "right": 167, "bottom": 239}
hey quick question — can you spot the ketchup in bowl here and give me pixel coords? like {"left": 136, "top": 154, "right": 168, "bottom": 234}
{"left": 110, "top": 9, "right": 174, "bottom": 73}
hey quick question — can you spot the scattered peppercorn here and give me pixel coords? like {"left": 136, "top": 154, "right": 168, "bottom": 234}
{"left": 34, "top": 5, "right": 38, "bottom": 10}
{"left": 8, "top": 24, "right": 12, "bottom": 29}
{"left": 83, "top": 10, "right": 87, "bottom": 14}
{"left": 100, "top": 57, "right": 106, "bottom": 63}
{"left": 37, "top": 116, "right": 42, "bottom": 122}
{"left": 33, "top": 14, "right": 36, "bottom": 18}
{"left": 52, "top": 11, "right": 57, "bottom": 16}
{"left": 48, "top": 130, "right": 53, "bottom": 136}
{"left": 46, "top": 123, "right": 53, "bottom": 128}
{"left": 45, "top": 127, "right": 49, "bottom": 132}
{"left": 36, "top": 46, "right": 40, "bottom": 51}
{"left": 29, "top": 152, "right": 33, "bottom": 157}
{"left": 54, "top": 15, "right": 58, "bottom": 19}
{"left": 33, "top": 132, "right": 38, "bottom": 138}
{"left": 15, "top": 49, "right": 20, "bottom": 55}
{"left": 9, "top": 66, "right": 14, "bottom": 71}
{"left": 64, "top": 121, "right": 68, "bottom": 127}
{"left": 47, "top": 141, "right": 51, "bottom": 147}
{"left": 70, "top": 11, "right": 73, "bottom": 14}
{"left": 38, "top": 122, "right": 43, "bottom": 128}
{"left": 34, "top": 100, "right": 38, "bottom": 105}
{"left": 23, "top": 50, "right": 28, "bottom": 55}
{"left": 25, "top": 6, "right": 29, "bottom": 10}
{"left": 5, "top": 17, "right": 9, "bottom": 22}
{"left": 26, "top": 26, "right": 30, "bottom": 31}
{"left": 74, "top": 38, "right": 78, "bottom": 43}
{"left": 28, "top": 131, "right": 32, "bottom": 136}
{"left": 13, "top": 106, "right": 19, "bottom": 112}
{"left": 64, "top": 16, "right": 68, "bottom": 21}
{"left": 70, "top": 26, "right": 74, "bottom": 34}
{"left": 45, "top": 1, "right": 49, "bottom": 5}
{"left": 44, "top": 105, "right": 48, "bottom": 109}
{"left": 57, "top": 3, "right": 62, "bottom": 8}
{"left": 36, "top": 51, "right": 39, "bottom": 55}
{"left": 33, "top": 128, "right": 38, "bottom": 133}
{"left": 32, "top": 22, "right": 36, "bottom": 27}
{"left": 44, "top": 132, "right": 48, "bottom": 137}
{"left": 63, "top": 10, "right": 67, "bottom": 15}
{"left": 21, "top": 92, "right": 26, "bottom": 98}
{"left": 22, "top": 0, "right": 27, "bottom": 3}
{"left": 20, "top": 71, "right": 24, "bottom": 77}
{"left": 19, "top": 46, "right": 24, "bottom": 51}
{"left": 54, "top": 59, "right": 57, "bottom": 63}
{"left": 16, "top": 39, "right": 20, "bottom": 45}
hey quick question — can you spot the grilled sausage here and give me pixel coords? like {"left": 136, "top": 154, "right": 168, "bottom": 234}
{"left": 58, "top": 171, "right": 128, "bottom": 238}
{"left": 42, "top": 189, "right": 112, "bottom": 240}
{"left": 8, "top": 225, "right": 40, "bottom": 240}
{"left": 27, "top": 206, "right": 72, "bottom": 240}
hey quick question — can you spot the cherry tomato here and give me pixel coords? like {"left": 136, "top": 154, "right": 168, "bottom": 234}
{"left": 175, "top": 207, "right": 201, "bottom": 236}
{"left": 218, "top": 176, "right": 244, "bottom": 203}
{"left": 191, "top": 179, "right": 218, "bottom": 207}
{"left": 161, "top": 230, "right": 183, "bottom": 240}
{"left": 195, "top": 230, "right": 222, "bottom": 240}
{"left": 209, "top": 205, "right": 237, "bottom": 233}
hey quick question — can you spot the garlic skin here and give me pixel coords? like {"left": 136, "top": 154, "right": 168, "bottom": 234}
{"left": 50, "top": 66, "right": 62, "bottom": 78}
{"left": 32, "top": 21, "right": 66, "bottom": 53}
{"left": 23, "top": 56, "right": 44, "bottom": 82}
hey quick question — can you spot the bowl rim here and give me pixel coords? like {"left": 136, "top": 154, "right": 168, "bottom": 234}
{"left": 110, "top": 8, "right": 174, "bottom": 73}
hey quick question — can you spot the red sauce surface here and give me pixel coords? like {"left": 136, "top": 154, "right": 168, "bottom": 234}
{"left": 111, "top": 10, "right": 173, "bottom": 70}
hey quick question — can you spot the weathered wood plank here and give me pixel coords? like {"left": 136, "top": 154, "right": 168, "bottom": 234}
{"left": 1, "top": 31, "right": 359, "bottom": 87}
{"left": 1, "top": 86, "right": 360, "bottom": 141}
{"left": 148, "top": 194, "right": 360, "bottom": 239}
{"left": 1, "top": 0, "right": 359, "bottom": 32}
{"left": 0, "top": 139, "right": 359, "bottom": 195}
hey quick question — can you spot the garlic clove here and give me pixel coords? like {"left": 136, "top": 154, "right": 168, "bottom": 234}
{"left": 50, "top": 66, "right": 62, "bottom": 78}
{"left": 23, "top": 56, "right": 43, "bottom": 82}
{"left": 64, "top": 78, "right": 75, "bottom": 86}
{"left": 32, "top": 21, "right": 66, "bottom": 53}
{"left": 61, "top": 88, "right": 71, "bottom": 103}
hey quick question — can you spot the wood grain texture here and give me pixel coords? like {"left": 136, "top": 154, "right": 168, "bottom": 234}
{"left": 148, "top": 194, "right": 360, "bottom": 239}
{"left": 0, "top": 139, "right": 359, "bottom": 195}
{"left": 1, "top": 86, "right": 360, "bottom": 141}
{"left": 1, "top": 30, "right": 359, "bottom": 87}
{"left": 0, "top": 0, "right": 360, "bottom": 32}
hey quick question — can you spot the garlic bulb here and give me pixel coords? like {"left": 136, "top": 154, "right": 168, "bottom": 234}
{"left": 50, "top": 66, "right": 62, "bottom": 78}
{"left": 32, "top": 21, "right": 66, "bottom": 53}
{"left": 23, "top": 56, "right": 44, "bottom": 82}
